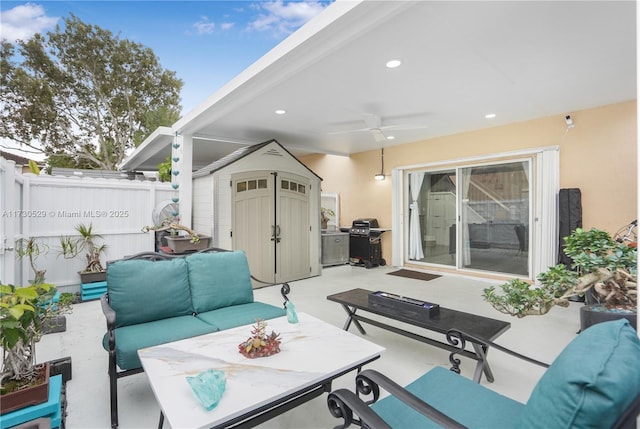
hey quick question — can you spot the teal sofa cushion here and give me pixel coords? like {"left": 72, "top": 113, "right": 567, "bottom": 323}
{"left": 518, "top": 319, "right": 640, "bottom": 429}
{"left": 102, "top": 315, "right": 219, "bottom": 370}
{"left": 196, "top": 302, "right": 286, "bottom": 330}
{"left": 371, "top": 366, "right": 524, "bottom": 428}
{"left": 186, "top": 251, "right": 254, "bottom": 313}
{"left": 107, "top": 258, "right": 193, "bottom": 327}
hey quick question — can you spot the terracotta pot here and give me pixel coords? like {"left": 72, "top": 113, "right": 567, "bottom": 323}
{"left": 0, "top": 363, "right": 50, "bottom": 415}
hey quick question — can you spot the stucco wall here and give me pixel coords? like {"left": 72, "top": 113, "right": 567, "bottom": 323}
{"left": 301, "top": 101, "right": 637, "bottom": 265}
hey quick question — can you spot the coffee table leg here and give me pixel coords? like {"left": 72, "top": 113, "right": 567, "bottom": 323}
{"left": 471, "top": 343, "right": 495, "bottom": 383}
{"left": 158, "top": 411, "right": 164, "bottom": 429}
{"left": 341, "top": 305, "right": 367, "bottom": 335}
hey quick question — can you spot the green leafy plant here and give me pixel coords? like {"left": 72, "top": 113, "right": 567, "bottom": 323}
{"left": 157, "top": 156, "right": 172, "bottom": 183}
{"left": 0, "top": 282, "right": 72, "bottom": 394}
{"left": 483, "top": 228, "right": 637, "bottom": 317}
{"left": 321, "top": 207, "right": 335, "bottom": 222}
{"left": 321, "top": 207, "right": 335, "bottom": 229}
{"left": 59, "top": 223, "right": 107, "bottom": 273}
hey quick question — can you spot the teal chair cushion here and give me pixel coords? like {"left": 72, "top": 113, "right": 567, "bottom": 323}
{"left": 518, "top": 319, "right": 640, "bottom": 429}
{"left": 102, "top": 315, "right": 219, "bottom": 370}
{"left": 371, "top": 366, "right": 524, "bottom": 428}
{"left": 107, "top": 258, "right": 193, "bottom": 327}
{"left": 196, "top": 302, "right": 286, "bottom": 330}
{"left": 186, "top": 251, "right": 254, "bottom": 313}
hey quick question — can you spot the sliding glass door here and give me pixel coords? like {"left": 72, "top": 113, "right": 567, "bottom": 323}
{"left": 408, "top": 170, "right": 457, "bottom": 266}
{"left": 408, "top": 160, "right": 530, "bottom": 276}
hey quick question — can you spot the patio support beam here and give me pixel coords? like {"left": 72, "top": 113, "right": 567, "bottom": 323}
{"left": 177, "top": 133, "right": 193, "bottom": 228}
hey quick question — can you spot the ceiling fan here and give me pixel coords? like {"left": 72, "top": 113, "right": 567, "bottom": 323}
{"left": 328, "top": 113, "right": 429, "bottom": 142}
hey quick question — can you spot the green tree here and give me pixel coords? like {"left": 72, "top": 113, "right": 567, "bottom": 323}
{"left": 0, "top": 15, "right": 183, "bottom": 170}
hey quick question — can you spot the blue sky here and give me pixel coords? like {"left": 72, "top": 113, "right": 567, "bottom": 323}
{"left": 0, "top": 1, "right": 332, "bottom": 120}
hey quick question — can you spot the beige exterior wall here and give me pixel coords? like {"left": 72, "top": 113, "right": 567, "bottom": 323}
{"left": 301, "top": 101, "right": 637, "bottom": 265}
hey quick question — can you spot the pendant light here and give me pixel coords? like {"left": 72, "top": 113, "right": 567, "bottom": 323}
{"left": 374, "top": 148, "right": 385, "bottom": 181}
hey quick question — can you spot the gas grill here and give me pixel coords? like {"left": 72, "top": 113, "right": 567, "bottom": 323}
{"left": 349, "top": 218, "right": 386, "bottom": 268}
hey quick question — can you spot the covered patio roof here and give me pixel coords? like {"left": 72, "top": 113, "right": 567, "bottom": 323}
{"left": 120, "top": 1, "right": 636, "bottom": 172}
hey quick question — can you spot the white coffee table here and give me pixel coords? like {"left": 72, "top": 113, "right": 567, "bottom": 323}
{"left": 138, "top": 312, "right": 385, "bottom": 429}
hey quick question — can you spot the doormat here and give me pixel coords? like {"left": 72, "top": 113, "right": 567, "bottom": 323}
{"left": 387, "top": 269, "right": 441, "bottom": 282}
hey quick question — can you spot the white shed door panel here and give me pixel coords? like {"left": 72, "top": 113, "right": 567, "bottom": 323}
{"left": 276, "top": 173, "right": 310, "bottom": 283}
{"left": 233, "top": 173, "right": 274, "bottom": 283}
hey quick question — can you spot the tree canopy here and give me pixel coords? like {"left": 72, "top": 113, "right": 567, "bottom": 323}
{"left": 0, "top": 15, "right": 183, "bottom": 170}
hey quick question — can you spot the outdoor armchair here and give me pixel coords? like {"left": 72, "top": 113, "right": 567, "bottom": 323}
{"left": 327, "top": 319, "right": 640, "bottom": 429}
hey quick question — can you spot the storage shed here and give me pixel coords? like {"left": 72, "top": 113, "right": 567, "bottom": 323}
{"left": 192, "top": 140, "right": 322, "bottom": 284}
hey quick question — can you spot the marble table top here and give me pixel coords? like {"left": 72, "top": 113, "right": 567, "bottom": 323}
{"left": 138, "top": 312, "right": 385, "bottom": 429}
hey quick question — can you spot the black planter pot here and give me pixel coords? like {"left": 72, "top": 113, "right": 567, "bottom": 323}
{"left": 580, "top": 304, "right": 637, "bottom": 332}
{"left": 42, "top": 315, "right": 66, "bottom": 334}
{"left": 48, "top": 356, "right": 72, "bottom": 384}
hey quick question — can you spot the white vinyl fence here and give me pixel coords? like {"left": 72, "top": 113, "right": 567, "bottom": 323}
{"left": 0, "top": 157, "right": 174, "bottom": 292}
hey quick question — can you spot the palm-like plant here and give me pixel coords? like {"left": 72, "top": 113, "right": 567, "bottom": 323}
{"left": 59, "top": 223, "right": 107, "bottom": 273}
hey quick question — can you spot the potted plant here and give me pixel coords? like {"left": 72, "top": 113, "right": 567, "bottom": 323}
{"left": 321, "top": 207, "right": 335, "bottom": 230}
{"left": 483, "top": 227, "right": 637, "bottom": 330}
{"left": 142, "top": 218, "right": 210, "bottom": 253}
{"left": 15, "top": 237, "right": 49, "bottom": 285}
{"left": 59, "top": 223, "right": 108, "bottom": 283}
{"left": 0, "top": 282, "right": 72, "bottom": 414}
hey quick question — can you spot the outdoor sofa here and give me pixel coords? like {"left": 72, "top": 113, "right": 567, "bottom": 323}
{"left": 100, "top": 248, "right": 288, "bottom": 428}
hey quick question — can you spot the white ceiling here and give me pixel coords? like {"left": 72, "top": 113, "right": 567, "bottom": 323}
{"left": 121, "top": 1, "right": 636, "bottom": 172}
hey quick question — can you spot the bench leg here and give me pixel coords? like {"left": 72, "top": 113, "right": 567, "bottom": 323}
{"left": 340, "top": 305, "right": 367, "bottom": 335}
{"left": 471, "top": 343, "right": 495, "bottom": 383}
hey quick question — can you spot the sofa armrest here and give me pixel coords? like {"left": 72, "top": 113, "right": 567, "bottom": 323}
{"left": 101, "top": 293, "right": 116, "bottom": 329}
{"left": 446, "top": 329, "right": 549, "bottom": 375}
{"left": 100, "top": 293, "right": 117, "bottom": 353}
{"left": 327, "top": 388, "right": 392, "bottom": 429}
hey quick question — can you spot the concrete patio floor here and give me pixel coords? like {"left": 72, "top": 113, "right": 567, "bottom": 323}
{"left": 38, "top": 264, "right": 583, "bottom": 428}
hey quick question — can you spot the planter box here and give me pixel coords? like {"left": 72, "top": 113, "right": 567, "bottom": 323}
{"left": 1, "top": 374, "right": 62, "bottom": 429}
{"left": 79, "top": 271, "right": 106, "bottom": 284}
{"left": 1, "top": 364, "right": 50, "bottom": 415}
{"left": 165, "top": 235, "right": 211, "bottom": 253}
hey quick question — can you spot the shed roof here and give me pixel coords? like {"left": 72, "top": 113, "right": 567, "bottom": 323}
{"left": 193, "top": 139, "right": 322, "bottom": 180}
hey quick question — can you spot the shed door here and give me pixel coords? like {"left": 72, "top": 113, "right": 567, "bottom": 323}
{"left": 232, "top": 171, "right": 310, "bottom": 285}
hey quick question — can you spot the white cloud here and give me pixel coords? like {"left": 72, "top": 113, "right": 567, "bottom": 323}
{"left": 0, "top": 3, "right": 58, "bottom": 43}
{"left": 220, "top": 22, "right": 234, "bottom": 31}
{"left": 247, "top": 1, "right": 327, "bottom": 36}
{"left": 193, "top": 16, "right": 215, "bottom": 35}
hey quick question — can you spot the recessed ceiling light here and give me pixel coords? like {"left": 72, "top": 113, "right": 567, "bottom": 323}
{"left": 275, "top": 109, "right": 286, "bottom": 115}
{"left": 385, "top": 59, "right": 402, "bottom": 69}
{"left": 485, "top": 113, "right": 496, "bottom": 119}
{"left": 386, "top": 135, "right": 395, "bottom": 140}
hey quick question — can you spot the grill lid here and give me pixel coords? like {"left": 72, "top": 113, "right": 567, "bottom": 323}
{"left": 351, "top": 218, "right": 379, "bottom": 228}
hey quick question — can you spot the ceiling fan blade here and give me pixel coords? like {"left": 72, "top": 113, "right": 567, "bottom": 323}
{"left": 326, "top": 127, "right": 369, "bottom": 135}
{"left": 362, "top": 113, "right": 381, "bottom": 129}
{"left": 380, "top": 123, "right": 429, "bottom": 131}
